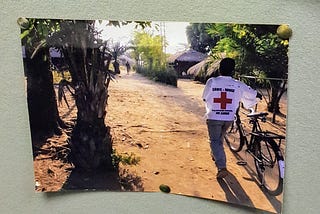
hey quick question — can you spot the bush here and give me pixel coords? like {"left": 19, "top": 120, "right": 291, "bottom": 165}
{"left": 112, "top": 149, "right": 141, "bottom": 169}
{"left": 153, "top": 70, "right": 177, "bottom": 86}
{"left": 136, "top": 66, "right": 177, "bottom": 87}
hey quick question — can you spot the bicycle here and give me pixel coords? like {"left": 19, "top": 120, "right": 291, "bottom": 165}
{"left": 224, "top": 106, "right": 285, "bottom": 196}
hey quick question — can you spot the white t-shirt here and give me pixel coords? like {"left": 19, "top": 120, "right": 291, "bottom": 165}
{"left": 202, "top": 76, "right": 257, "bottom": 121}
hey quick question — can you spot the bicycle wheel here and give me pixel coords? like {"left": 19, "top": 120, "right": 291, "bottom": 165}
{"left": 224, "top": 120, "right": 243, "bottom": 152}
{"left": 253, "top": 138, "right": 284, "bottom": 196}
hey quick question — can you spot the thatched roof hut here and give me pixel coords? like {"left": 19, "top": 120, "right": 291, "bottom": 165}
{"left": 186, "top": 59, "right": 207, "bottom": 76}
{"left": 187, "top": 58, "right": 222, "bottom": 83}
{"left": 167, "top": 49, "right": 207, "bottom": 76}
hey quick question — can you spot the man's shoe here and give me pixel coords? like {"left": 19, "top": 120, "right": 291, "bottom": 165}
{"left": 216, "top": 168, "right": 228, "bottom": 179}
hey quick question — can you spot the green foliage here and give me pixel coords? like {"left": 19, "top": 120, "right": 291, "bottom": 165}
{"left": 133, "top": 28, "right": 177, "bottom": 86}
{"left": 240, "top": 70, "right": 270, "bottom": 89}
{"left": 212, "top": 38, "right": 240, "bottom": 58}
{"left": 112, "top": 149, "right": 141, "bottom": 169}
{"left": 131, "top": 29, "right": 174, "bottom": 85}
{"left": 136, "top": 66, "right": 152, "bottom": 77}
{"left": 137, "top": 66, "right": 177, "bottom": 87}
{"left": 153, "top": 68, "right": 178, "bottom": 87}
{"left": 131, "top": 31, "right": 167, "bottom": 70}
{"left": 107, "top": 20, "right": 152, "bottom": 29}
{"left": 206, "top": 23, "right": 289, "bottom": 79}
{"left": 19, "top": 18, "right": 61, "bottom": 58}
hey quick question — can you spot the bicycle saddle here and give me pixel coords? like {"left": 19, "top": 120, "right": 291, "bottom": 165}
{"left": 247, "top": 112, "right": 268, "bottom": 118}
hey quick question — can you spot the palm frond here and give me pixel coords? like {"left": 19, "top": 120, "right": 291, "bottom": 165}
{"left": 30, "top": 40, "right": 47, "bottom": 59}
{"left": 58, "top": 79, "right": 74, "bottom": 108}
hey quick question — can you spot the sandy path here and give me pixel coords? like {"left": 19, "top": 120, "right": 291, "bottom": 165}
{"left": 107, "top": 71, "right": 285, "bottom": 213}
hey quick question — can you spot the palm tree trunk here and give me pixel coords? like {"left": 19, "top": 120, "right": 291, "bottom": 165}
{"left": 113, "top": 60, "right": 120, "bottom": 74}
{"left": 68, "top": 48, "right": 113, "bottom": 170}
{"left": 24, "top": 48, "right": 62, "bottom": 141}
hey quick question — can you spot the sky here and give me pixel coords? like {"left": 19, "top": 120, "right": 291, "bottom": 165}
{"left": 95, "top": 21, "right": 190, "bottom": 54}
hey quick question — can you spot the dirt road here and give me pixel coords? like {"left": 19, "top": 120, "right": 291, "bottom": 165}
{"left": 106, "top": 71, "right": 285, "bottom": 213}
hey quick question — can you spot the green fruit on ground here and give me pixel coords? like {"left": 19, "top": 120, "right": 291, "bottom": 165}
{"left": 17, "top": 17, "right": 30, "bottom": 29}
{"left": 277, "top": 24, "right": 292, "bottom": 39}
{"left": 159, "top": 184, "right": 171, "bottom": 193}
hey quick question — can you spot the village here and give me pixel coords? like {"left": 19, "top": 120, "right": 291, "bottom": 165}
{"left": 20, "top": 19, "right": 288, "bottom": 214}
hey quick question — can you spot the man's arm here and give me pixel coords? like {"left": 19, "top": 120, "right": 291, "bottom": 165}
{"left": 202, "top": 78, "right": 212, "bottom": 102}
{"left": 240, "top": 83, "right": 259, "bottom": 109}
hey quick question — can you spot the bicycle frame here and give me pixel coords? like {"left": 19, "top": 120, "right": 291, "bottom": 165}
{"left": 234, "top": 106, "right": 264, "bottom": 150}
{"left": 235, "top": 108, "right": 273, "bottom": 162}
{"left": 227, "top": 105, "right": 286, "bottom": 196}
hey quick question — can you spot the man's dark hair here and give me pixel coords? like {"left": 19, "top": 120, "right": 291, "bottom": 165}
{"left": 219, "top": 58, "right": 235, "bottom": 76}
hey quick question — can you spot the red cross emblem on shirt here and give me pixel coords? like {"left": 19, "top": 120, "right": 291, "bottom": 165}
{"left": 213, "top": 92, "right": 232, "bottom": 109}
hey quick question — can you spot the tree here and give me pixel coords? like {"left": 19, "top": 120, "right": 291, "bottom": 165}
{"left": 132, "top": 31, "right": 167, "bottom": 70}
{"left": 45, "top": 20, "right": 115, "bottom": 169}
{"left": 102, "top": 40, "right": 128, "bottom": 74}
{"left": 19, "top": 18, "right": 63, "bottom": 142}
{"left": 20, "top": 18, "right": 151, "bottom": 170}
{"left": 206, "top": 23, "right": 289, "bottom": 115}
{"left": 186, "top": 23, "right": 217, "bottom": 53}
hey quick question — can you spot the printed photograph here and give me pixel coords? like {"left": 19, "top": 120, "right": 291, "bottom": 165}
{"left": 18, "top": 18, "right": 290, "bottom": 213}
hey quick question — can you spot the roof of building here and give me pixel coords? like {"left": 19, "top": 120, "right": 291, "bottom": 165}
{"left": 167, "top": 49, "right": 207, "bottom": 63}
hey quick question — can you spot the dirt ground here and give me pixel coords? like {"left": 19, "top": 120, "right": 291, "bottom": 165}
{"left": 32, "top": 70, "right": 287, "bottom": 214}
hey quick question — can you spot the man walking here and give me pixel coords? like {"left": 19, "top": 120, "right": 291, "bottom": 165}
{"left": 202, "top": 58, "right": 259, "bottom": 179}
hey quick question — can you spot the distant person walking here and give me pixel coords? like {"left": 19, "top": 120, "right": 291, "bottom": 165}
{"left": 126, "top": 61, "right": 131, "bottom": 75}
{"left": 202, "top": 58, "right": 261, "bottom": 179}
